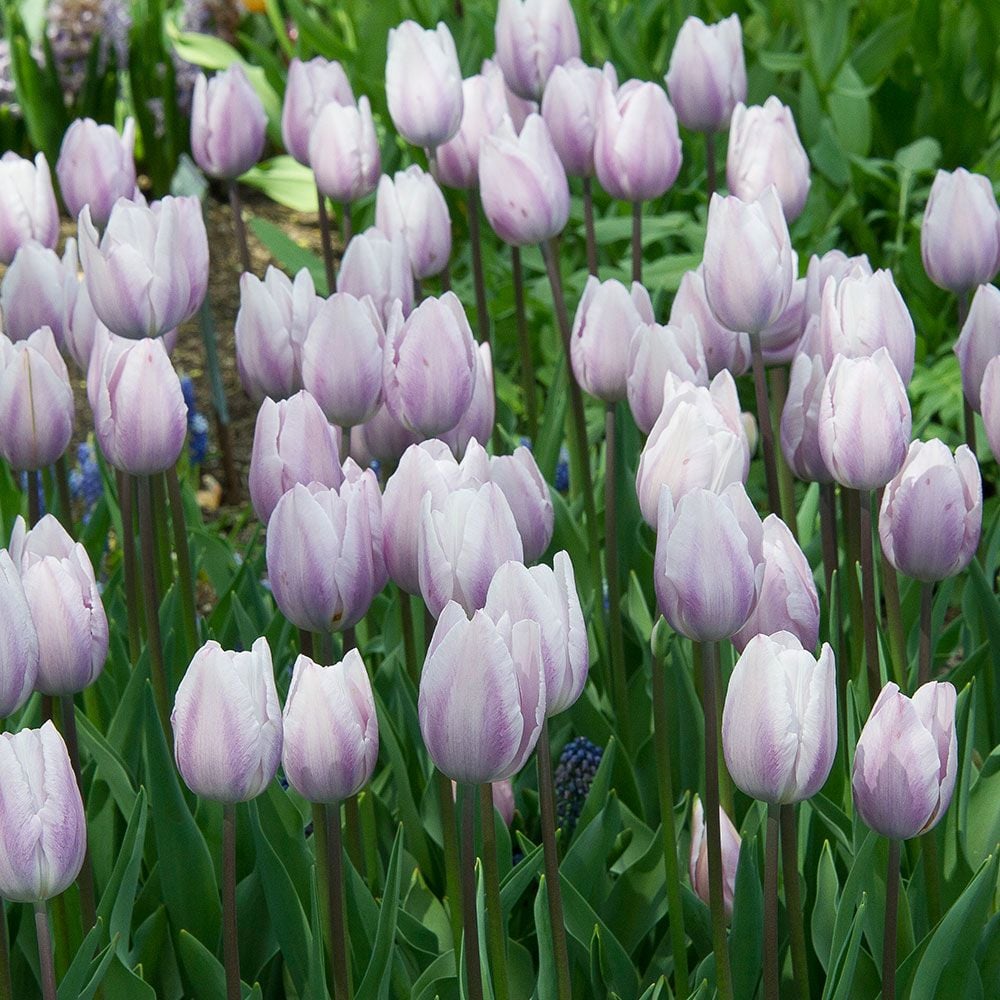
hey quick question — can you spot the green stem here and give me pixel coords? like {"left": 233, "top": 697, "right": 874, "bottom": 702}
{"left": 749, "top": 331, "right": 783, "bottom": 519}
{"left": 604, "top": 403, "right": 630, "bottom": 746}
{"left": 340, "top": 201, "right": 353, "bottom": 246}
{"left": 479, "top": 785, "right": 509, "bottom": 1000}
{"left": 857, "top": 489, "right": 882, "bottom": 705}
{"left": 33, "top": 902, "right": 57, "bottom": 1000}
{"left": 781, "top": 805, "right": 810, "bottom": 1000}
{"left": 880, "top": 554, "right": 907, "bottom": 690}
{"left": 582, "top": 177, "right": 598, "bottom": 277}
{"left": 166, "top": 467, "right": 199, "bottom": 660}
{"left": 705, "top": 131, "right": 717, "bottom": 200}
{"left": 311, "top": 803, "right": 335, "bottom": 991}
{"left": 198, "top": 299, "right": 240, "bottom": 505}
{"left": 511, "top": 246, "right": 538, "bottom": 442}
{"left": 150, "top": 473, "right": 172, "bottom": 598}
{"left": 344, "top": 796, "right": 365, "bottom": 881}
{"left": 769, "top": 366, "right": 799, "bottom": 541}
{"left": 764, "top": 804, "right": 780, "bottom": 1000}
{"left": 460, "top": 786, "right": 485, "bottom": 1000}
{"left": 229, "top": 180, "right": 252, "bottom": 275}
{"left": 314, "top": 804, "right": 352, "bottom": 1000}
{"left": 841, "top": 489, "right": 865, "bottom": 672}
{"left": 436, "top": 769, "right": 464, "bottom": 959}
{"left": 467, "top": 189, "right": 492, "bottom": 349}
{"left": 118, "top": 471, "right": 142, "bottom": 663}
{"left": 27, "top": 469, "right": 41, "bottom": 526}
{"left": 0, "top": 896, "right": 11, "bottom": 1000}
{"left": 882, "top": 839, "right": 901, "bottom": 1000}
{"left": 222, "top": 804, "right": 240, "bottom": 1000}
{"left": 54, "top": 455, "right": 73, "bottom": 533}
{"left": 399, "top": 593, "right": 419, "bottom": 687}
{"left": 631, "top": 201, "right": 642, "bottom": 285}
{"left": 958, "top": 294, "right": 976, "bottom": 454}
{"left": 58, "top": 697, "right": 96, "bottom": 932}
{"left": 918, "top": 581, "right": 933, "bottom": 688}
{"left": 316, "top": 185, "right": 335, "bottom": 295}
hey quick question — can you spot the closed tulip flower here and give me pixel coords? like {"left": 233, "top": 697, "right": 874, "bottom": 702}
{"left": 690, "top": 795, "right": 740, "bottom": 921}
{"left": 191, "top": 65, "right": 267, "bottom": 179}
{"left": 802, "top": 249, "right": 872, "bottom": 324}
{"left": 385, "top": 21, "right": 463, "bottom": 148}
{"left": 282, "top": 650, "right": 378, "bottom": 803}
{"left": 419, "top": 602, "right": 545, "bottom": 782}
{"left": 665, "top": 15, "right": 746, "bottom": 134}
{"left": 436, "top": 65, "right": 509, "bottom": 190}
{"left": 879, "top": 439, "right": 981, "bottom": 582}
{"left": 281, "top": 57, "right": 354, "bottom": 166}
{"left": 337, "top": 227, "right": 413, "bottom": 323}
{"left": 479, "top": 114, "right": 570, "bottom": 247}
{"left": 0, "top": 152, "right": 59, "bottom": 264}
{"left": 541, "top": 60, "right": 618, "bottom": 177}
{"left": 440, "top": 342, "right": 496, "bottom": 459}
{"left": 375, "top": 165, "right": 451, "bottom": 280}
{"left": 921, "top": 168, "right": 1000, "bottom": 293}
{"left": 495, "top": 0, "right": 579, "bottom": 100}
{"left": 954, "top": 282, "right": 1000, "bottom": 412}
{"left": 482, "top": 442, "right": 554, "bottom": 562}
{"left": 0, "top": 549, "right": 39, "bottom": 717}
{"left": 354, "top": 403, "right": 420, "bottom": 467}
{"left": 780, "top": 353, "right": 833, "bottom": 483}
{"left": 309, "top": 97, "right": 381, "bottom": 204}
{"left": 818, "top": 348, "right": 911, "bottom": 491}
{"left": 0, "top": 239, "right": 80, "bottom": 347}
{"left": 669, "top": 265, "right": 751, "bottom": 377}
{"left": 758, "top": 274, "right": 806, "bottom": 366}
{"left": 852, "top": 681, "right": 957, "bottom": 840}
{"left": 0, "top": 721, "right": 86, "bottom": 902}
{"left": 981, "top": 356, "right": 1000, "bottom": 462}
{"left": 171, "top": 638, "right": 282, "bottom": 802}
{"left": 56, "top": 118, "right": 137, "bottom": 228}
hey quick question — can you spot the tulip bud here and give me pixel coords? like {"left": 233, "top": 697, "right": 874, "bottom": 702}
{"left": 436, "top": 66, "right": 510, "bottom": 189}
{"left": 0, "top": 152, "right": 59, "bottom": 264}
{"left": 541, "top": 60, "right": 618, "bottom": 177}
{"left": 0, "top": 239, "right": 80, "bottom": 347}
{"left": 636, "top": 370, "right": 749, "bottom": 528}
{"left": 498, "top": 61, "right": 538, "bottom": 133}
{"left": 669, "top": 266, "right": 751, "bottom": 377}
{"left": 281, "top": 57, "right": 354, "bottom": 166}
{"left": 171, "top": 637, "right": 283, "bottom": 802}
{"left": 310, "top": 97, "right": 381, "bottom": 204}
{"left": 665, "top": 15, "right": 746, "bottom": 134}
{"left": 879, "top": 439, "right": 981, "bottom": 583}
{"left": 852, "top": 681, "right": 957, "bottom": 840}
{"left": 191, "top": 65, "right": 267, "bottom": 179}
{"left": 0, "top": 721, "right": 86, "bottom": 901}
{"left": 419, "top": 602, "right": 545, "bottom": 782}
{"left": 56, "top": 118, "right": 137, "bottom": 229}
{"left": 802, "top": 250, "right": 872, "bottom": 324}
{"left": 375, "top": 165, "right": 452, "bottom": 280}
{"left": 571, "top": 276, "right": 654, "bottom": 402}
{"left": 818, "top": 348, "right": 911, "bottom": 491}
{"left": 337, "top": 228, "right": 414, "bottom": 324}
{"left": 921, "top": 168, "right": 1000, "bottom": 293}
{"left": 758, "top": 274, "right": 806, "bottom": 366}
{"left": 0, "top": 549, "right": 39, "bottom": 717}
{"left": 385, "top": 21, "right": 463, "bottom": 148}
{"left": 689, "top": 795, "right": 740, "bottom": 922}
{"left": 383, "top": 294, "right": 477, "bottom": 436}
{"left": 495, "top": 0, "right": 580, "bottom": 100}
{"left": 981, "top": 355, "right": 1000, "bottom": 463}
{"left": 780, "top": 353, "right": 833, "bottom": 483}
{"left": 594, "top": 79, "right": 682, "bottom": 203}
{"left": 490, "top": 779, "right": 516, "bottom": 825}
{"left": 354, "top": 403, "right": 420, "bottom": 467}
{"left": 485, "top": 443, "right": 554, "bottom": 562}
{"left": 440, "top": 342, "right": 496, "bottom": 459}
{"left": 954, "top": 282, "right": 1000, "bottom": 412}
{"left": 418, "top": 482, "right": 524, "bottom": 618}
{"left": 479, "top": 114, "right": 570, "bottom": 247}
{"left": 9, "top": 514, "right": 108, "bottom": 695}
{"left": 282, "top": 650, "right": 378, "bottom": 803}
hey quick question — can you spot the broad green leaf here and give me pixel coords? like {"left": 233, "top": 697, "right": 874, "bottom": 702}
{"left": 729, "top": 834, "right": 762, "bottom": 1000}
{"left": 356, "top": 825, "right": 406, "bottom": 1000}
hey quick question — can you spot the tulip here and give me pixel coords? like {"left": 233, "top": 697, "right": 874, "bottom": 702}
{"left": 0, "top": 721, "right": 86, "bottom": 901}
{"left": 653, "top": 483, "right": 761, "bottom": 642}
{"left": 0, "top": 152, "right": 59, "bottom": 264}
{"left": 282, "top": 650, "right": 378, "bottom": 803}
{"left": 852, "top": 681, "right": 957, "bottom": 840}
{"left": 954, "top": 282, "right": 1000, "bottom": 412}
{"left": 499, "top": 64, "right": 538, "bottom": 132}
{"left": 570, "top": 276, "right": 654, "bottom": 402}
{"left": 818, "top": 348, "right": 912, "bottom": 491}
{"left": 281, "top": 57, "right": 354, "bottom": 166}
{"left": 309, "top": 96, "right": 381, "bottom": 204}
{"left": 419, "top": 601, "right": 545, "bottom": 782}
{"left": 541, "top": 60, "right": 618, "bottom": 177}
{"left": 0, "top": 239, "right": 80, "bottom": 347}
{"left": 354, "top": 403, "right": 420, "bottom": 467}
{"left": 9, "top": 514, "right": 108, "bottom": 695}
{"left": 758, "top": 274, "right": 806, "bottom": 366}
{"left": 249, "top": 392, "right": 344, "bottom": 524}
{"left": 669, "top": 266, "right": 750, "bottom": 377}
{"left": 689, "top": 795, "right": 740, "bottom": 921}
{"left": 0, "top": 328, "right": 74, "bottom": 471}
{"left": 383, "top": 293, "right": 477, "bottom": 437}
{"left": 375, "top": 165, "right": 452, "bottom": 280}
{"left": 61, "top": 265, "right": 112, "bottom": 372}
{"left": 495, "top": 0, "right": 580, "bottom": 100}
{"left": 171, "top": 637, "right": 283, "bottom": 802}
{"left": 337, "top": 227, "right": 414, "bottom": 324}
{"left": 802, "top": 249, "right": 872, "bottom": 324}
{"left": 191, "top": 65, "right": 267, "bottom": 179}
{"left": 440, "top": 342, "right": 496, "bottom": 459}
{"left": 56, "top": 118, "right": 137, "bottom": 228}
{"left": 85, "top": 323, "right": 181, "bottom": 411}
{"left": 385, "top": 21, "right": 463, "bottom": 148}
{"left": 302, "top": 292, "right": 385, "bottom": 428}
{"left": 921, "top": 168, "right": 1000, "bottom": 293}
{"left": 722, "top": 632, "right": 837, "bottom": 803}
{"left": 479, "top": 114, "right": 570, "bottom": 246}
{"left": 981, "top": 355, "right": 1000, "bottom": 462}
{"left": 491, "top": 779, "right": 516, "bottom": 825}
{"left": 0, "top": 549, "right": 39, "bottom": 717}
{"left": 482, "top": 443, "right": 554, "bottom": 562}
{"left": 635, "top": 370, "right": 749, "bottom": 528}
{"left": 594, "top": 79, "right": 682, "bottom": 203}
{"left": 665, "top": 15, "right": 746, "bottom": 134}
{"left": 879, "top": 439, "right": 981, "bottom": 582}
{"left": 418, "top": 482, "right": 524, "bottom": 618}
{"left": 780, "top": 353, "right": 833, "bottom": 483}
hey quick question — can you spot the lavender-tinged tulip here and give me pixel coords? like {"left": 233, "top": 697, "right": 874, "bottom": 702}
{"left": 0, "top": 328, "right": 74, "bottom": 471}
{"left": 690, "top": 796, "right": 740, "bottom": 922}
{"left": 669, "top": 265, "right": 751, "bottom": 377}
{"left": 191, "top": 65, "right": 267, "bottom": 179}
{"left": 418, "top": 482, "right": 524, "bottom": 618}
{"left": 571, "top": 276, "right": 654, "bottom": 402}
{"left": 594, "top": 79, "right": 682, "bottom": 203}
{"left": 0, "top": 549, "right": 39, "bottom": 717}
{"left": 653, "top": 483, "right": 762, "bottom": 642}
{"left": 281, "top": 57, "right": 354, "bottom": 166}
{"left": 383, "top": 294, "right": 477, "bottom": 436}
{"left": 375, "top": 165, "right": 452, "bottom": 280}
{"left": 440, "top": 342, "right": 496, "bottom": 459}
{"left": 879, "top": 439, "right": 981, "bottom": 582}
{"left": 85, "top": 321, "right": 177, "bottom": 407}
{"left": 495, "top": 0, "right": 579, "bottom": 100}
{"left": 802, "top": 249, "right": 872, "bottom": 324}
{"left": 354, "top": 403, "right": 420, "bottom": 467}
{"left": 337, "top": 228, "right": 413, "bottom": 324}
{"left": 9, "top": 515, "right": 108, "bottom": 695}
{"left": 780, "top": 353, "right": 833, "bottom": 483}
{"left": 436, "top": 66, "right": 509, "bottom": 189}
{"left": 235, "top": 267, "right": 321, "bottom": 402}
{"left": 703, "top": 188, "right": 795, "bottom": 335}
{"left": 56, "top": 118, "right": 137, "bottom": 228}
{"left": 483, "top": 442, "right": 554, "bottom": 562}
{"left": 302, "top": 292, "right": 385, "bottom": 428}
{"left": 0, "top": 152, "right": 59, "bottom": 263}
{"left": 0, "top": 239, "right": 79, "bottom": 346}
{"left": 249, "top": 392, "right": 344, "bottom": 525}
{"left": 341, "top": 457, "right": 389, "bottom": 594}
{"left": 282, "top": 650, "right": 378, "bottom": 803}
{"left": 635, "top": 370, "right": 749, "bottom": 528}
{"left": 93, "top": 336, "right": 187, "bottom": 475}
{"left": 818, "top": 348, "right": 911, "bottom": 491}
{"left": 981, "top": 356, "right": 1000, "bottom": 462}
{"left": 954, "top": 283, "right": 1000, "bottom": 412}
{"left": 852, "top": 681, "right": 957, "bottom": 840}
{"left": 419, "top": 602, "right": 545, "bottom": 782}
{"left": 479, "top": 114, "right": 570, "bottom": 247}
{"left": 0, "top": 721, "right": 86, "bottom": 902}
{"left": 385, "top": 21, "right": 463, "bottom": 148}
{"left": 310, "top": 97, "right": 381, "bottom": 204}
{"left": 758, "top": 274, "right": 806, "bottom": 366}
{"left": 540, "top": 60, "right": 617, "bottom": 177}
{"left": 665, "top": 15, "right": 746, "bottom": 134}
{"left": 921, "top": 168, "right": 1000, "bottom": 293}
{"left": 171, "top": 637, "right": 282, "bottom": 802}
{"left": 484, "top": 552, "right": 587, "bottom": 716}
{"left": 723, "top": 632, "right": 836, "bottom": 803}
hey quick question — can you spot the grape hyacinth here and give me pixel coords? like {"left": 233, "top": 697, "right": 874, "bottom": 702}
{"left": 554, "top": 736, "right": 603, "bottom": 836}
{"left": 554, "top": 444, "right": 570, "bottom": 494}
{"left": 180, "top": 376, "right": 209, "bottom": 467}
{"left": 69, "top": 441, "right": 103, "bottom": 524}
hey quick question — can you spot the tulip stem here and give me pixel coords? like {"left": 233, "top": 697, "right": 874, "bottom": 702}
{"left": 343, "top": 795, "right": 365, "bottom": 881}
{"left": 166, "top": 467, "right": 199, "bottom": 660}
{"left": 582, "top": 177, "right": 598, "bottom": 277}
{"left": 467, "top": 189, "right": 492, "bottom": 348}
{"left": 857, "top": 489, "right": 882, "bottom": 705}
{"left": 0, "top": 900, "right": 10, "bottom": 1000}
{"left": 436, "top": 769, "right": 464, "bottom": 958}
{"left": 841, "top": 489, "right": 865, "bottom": 671}
{"left": 880, "top": 552, "right": 907, "bottom": 690}
{"left": 33, "top": 902, "right": 57, "bottom": 1000}
{"left": 882, "top": 839, "right": 901, "bottom": 1000}
{"left": 537, "top": 720, "right": 573, "bottom": 1000}
{"left": 54, "top": 455, "right": 73, "bottom": 533}
{"left": 749, "top": 331, "right": 783, "bottom": 519}
{"left": 228, "top": 180, "right": 252, "bottom": 275}
{"left": 631, "top": 201, "right": 642, "bottom": 284}
{"left": 700, "top": 640, "right": 734, "bottom": 1000}
{"left": 958, "top": 293, "right": 977, "bottom": 454}
{"left": 150, "top": 473, "right": 173, "bottom": 600}
{"left": 764, "top": 803, "right": 780, "bottom": 1000}
{"left": 479, "top": 785, "right": 510, "bottom": 1000}
{"left": 460, "top": 786, "right": 485, "bottom": 1000}
{"left": 58, "top": 696, "right": 97, "bottom": 932}
{"left": 918, "top": 581, "right": 934, "bottom": 688}
{"left": 511, "top": 246, "right": 539, "bottom": 441}
{"left": 604, "top": 403, "right": 630, "bottom": 746}
{"left": 340, "top": 201, "right": 353, "bottom": 247}
{"left": 781, "top": 805, "right": 811, "bottom": 1000}
{"left": 768, "top": 366, "right": 799, "bottom": 541}
{"left": 118, "top": 470, "right": 143, "bottom": 663}
{"left": 315, "top": 186, "right": 336, "bottom": 294}
{"left": 27, "top": 469, "right": 41, "bottom": 526}
{"left": 313, "top": 804, "right": 353, "bottom": 1000}
{"left": 652, "top": 650, "right": 689, "bottom": 997}
{"left": 705, "top": 131, "right": 717, "bottom": 201}
{"left": 197, "top": 298, "right": 241, "bottom": 505}
{"left": 399, "top": 594, "right": 419, "bottom": 686}
{"left": 222, "top": 804, "right": 240, "bottom": 1000}
{"left": 818, "top": 483, "right": 839, "bottom": 607}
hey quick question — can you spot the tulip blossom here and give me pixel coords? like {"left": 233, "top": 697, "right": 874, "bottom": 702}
{"left": 669, "top": 266, "right": 750, "bottom": 377}
{"left": 981, "top": 356, "right": 1000, "bottom": 462}
{"left": 56, "top": 118, "right": 137, "bottom": 228}
{"left": 375, "top": 165, "right": 451, "bottom": 280}
{"left": 494, "top": 0, "right": 580, "bottom": 100}
{"left": 309, "top": 97, "right": 381, "bottom": 204}
{"left": 281, "top": 57, "right": 354, "bottom": 166}
{"left": 541, "top": 60, "right": 618, "bottom": 177}
{"left": 191, "top": 65, "right": 267, "bottom": 179}
{"left": 354, "top": 403, "right": 420, "bottom": 468}
{"left": 480, "top": 442, "right": 554, "bottom": 563}
{"left": 440, "top": 343, "right": 496, "bottom": 459}
{"left": 337, "top": 227, "right": 414, "bottom": 324}
{"left": 0, "top": 152, "right": 59, "bottom": 264}
{"left": 954, "top": 282, "right": 1000, "bottom": 412}
{"left": 0, "top": 239, "right": 80, "bottom": 347}
{"left": 802, "top": 249, "right": 872, "bottom": 324}
{"left": 0, "top": 549, "right": 39, "bottom": 717}
{"left": 759, "top": 275, "right": 806, "bottom": 366}
{"left": 689, "top": 795, "right": 740, "bottom": 922}
{"left": 780, "top": 353, "right": 833, "bottom": 484}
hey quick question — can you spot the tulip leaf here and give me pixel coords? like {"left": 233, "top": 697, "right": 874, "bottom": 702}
{"left": 533, "top": 876, "right": 559, "bottom": 1000}
{"left": 99, "top": 957, "right": 157, "bottom": 1000}
{"left": 811, "top": 841, "right": 840, "bottom": 973}
{"left": 97, "top": 787, "right": 148, "bottom": 961}
{"left": 249, "top": 217, "right": 328, "bottom": 295}
{"left": 55, "top": 918, "right": 106, "bottom": 1000}
{"left": 177, "top": 930, "right": 257, "bottom": 999}
{"left": 76, "top": 710, "right": 139, "bottom": 819}
{"left": 824, "top": 893, "right": 868, "bottom": 1000}
{"left": 965, "top": 744, "right": 1000, "bottom": 868}
{"left": 729, "top": 834, "right": 763, "bottom": 1000}
{"left": 827, "top": 829, "right": 877, "bottom": 972}
{"left": 356, "top": 824, "right": 405, "bottom": 1000}
{"left": 499, "top": 842, "right": 544, "bottom": 917}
